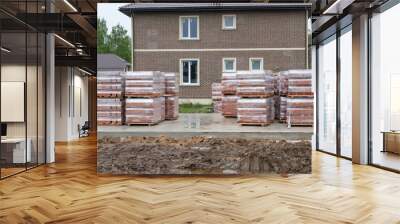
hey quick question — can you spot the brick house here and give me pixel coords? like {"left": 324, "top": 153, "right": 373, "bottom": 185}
{"left": 120, "top": 3, "right": 310, "bottom": 100}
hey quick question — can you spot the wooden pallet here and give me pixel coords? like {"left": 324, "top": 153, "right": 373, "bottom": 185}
{"left": 98, "top": 121, "right": 122, "bottom": 126}
{"left": 97, "top": 94, "right": 122, "bottom": 98}
{"left": 124, "top": 94, "right": 162, "bottom": 98}
{"left": 164, "top": 94, "right": 178, "bottom": 97}
{"left": 287, "top": 94, "right": 314, "bottom": 98}
{"left": 288, "top": 123, "right": 313, "bottom": 127}
{"left": 126, "top": 121, "right": 161, "bottom": 126}
{"left": 237, "top": 94, "right": 275, "bottom": 98}
{"left": 239, "top": 122, "right": 272, "bottom": 127}
{"left": 223, "top": 115, "right": 237, "bottom": 118}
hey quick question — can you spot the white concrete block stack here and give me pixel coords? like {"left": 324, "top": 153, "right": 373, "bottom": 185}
{"left": 97, "top": 99, "right": 123, "bottom": 126}
{"left": 287, "top": 69, "right": 313, "bottom": 126}
{"left": 97, "top": 71, "right": 123, "bottom": 125}
{"left": 164, "top": 72, "right": 179, "bottom": 120}
{"left": 236, "top": 70, "right": 274, "bottom": 98}
{"left": 237, "top": 98, "right": 274, "bottom": 125}
{"left": 125, "top": 98, "right": 165, "bottom": 125}
{"left": 236, "top": 70, "right": 275, "bottom": 125}
{"left": 124, "top": 71, "right": 166, "bottom": 125}
{"left": 212, "top": 82, "right": 222, "bottom": 113}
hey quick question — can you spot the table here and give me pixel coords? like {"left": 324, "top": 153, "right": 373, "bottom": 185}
{"left": 382, "top": 131, "right": 400, "bottom": 154}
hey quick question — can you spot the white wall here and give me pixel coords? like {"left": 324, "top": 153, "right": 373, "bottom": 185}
{"left": 55, "top": 67, "right": 89, "bottom": 141}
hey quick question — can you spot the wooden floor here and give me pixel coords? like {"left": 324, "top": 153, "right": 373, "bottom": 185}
{"left": 1, "top": 135, "right": 400, "bottom": 224}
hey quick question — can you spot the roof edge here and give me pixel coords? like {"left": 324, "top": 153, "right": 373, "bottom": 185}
{"left": 119, "top": 3, "right": 312, "bottom": 16}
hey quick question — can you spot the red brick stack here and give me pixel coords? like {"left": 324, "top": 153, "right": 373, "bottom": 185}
{"left": 236, "top": 70, "right": 274, "bottom": 98}
{"left": 237, "top": 98, "right": 274, "bottom": 125}
{"left": 97, "top": 71, "right": 123, "bottom": 125}
{"left": 236, "top": 70, "right": 275, "bottom": 125}
{"left": 125, "top": 98, "right": 165, "bottom": 125}
{"left": 124, "top": 71, "right": 166, "bottom": 125}
{"left": 278, "top": 71, "right": 289, "bottom": 122}
{"left": 212, "top": 82, "right": 222, "bottom": 113}
{"left": 221, "top": 73, "right": 238, "bottom": 117}
{"left": 287, "top": 69, "right": 313, "bottom": 126}
{"left": 164, "top": 73, "right": 179, "bottom": 120}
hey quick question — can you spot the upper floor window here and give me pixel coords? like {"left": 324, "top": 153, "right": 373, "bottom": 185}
{"left": 249, "top": 58, "right": 264, "bottom": 71}
{"left": 223, "top": 58, "right": 236, "bottom": 72}
{"left": 222, "top": 15, "right": 236, "bottom": 30}
{"left": 179, "top": 16, "right": 199, "bottom": 40}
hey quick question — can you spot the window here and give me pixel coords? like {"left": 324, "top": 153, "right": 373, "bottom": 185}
{"left": 223, "top": 58, "right": 236, "bottom": 72}
{"left": 249, "top": 58, "right": 264, "bottom": 71}
{"left": 222, "top": 15, "right": 236, "bottom": 30}
{"left": 179, "top": 16, "right": 199, "bottom": 40}
{"left": 180, "top": 59, "right": 199, "bottom": 85}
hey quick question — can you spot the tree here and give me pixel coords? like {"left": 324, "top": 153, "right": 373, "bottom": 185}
{"left": 97, "top": 18, "right": 109, "bottom": 53}
{"left": 97, "top": 19, "right": 132, "bottom": 63}
{"left": 108, "top": 24, "right": 132, "bottom": 63}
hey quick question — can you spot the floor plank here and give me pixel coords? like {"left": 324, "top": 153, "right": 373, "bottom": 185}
{"left": 0, "top": 135, "right": 399, "bottom": 224}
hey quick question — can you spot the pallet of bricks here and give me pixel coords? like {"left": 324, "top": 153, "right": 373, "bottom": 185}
{"left": 124, "top": 71, "right": 166, "bottom": 125}
{"left": 287, "top": 69, "right": 313, "bottom": 126}
{"left": 221, "top": 73, "right": 239, "bottom": 117}
{"left": 278, "top": 71, "right": 288, "bottom": 123}
{"left": 97, "top": 71, "right": 123, "bottom": 126}
{"left": 164, "top": 72, "right": 179, "bottom": 120}
{"left": 211, "top": 82, "right": 222, "bottom": 113}
{"left": 236, "top": 70, "right": 275, "bottom": 126}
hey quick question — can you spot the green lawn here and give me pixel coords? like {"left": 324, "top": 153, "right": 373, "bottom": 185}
{"left": 179, "top": 103, "right": 213, "bottom": 113}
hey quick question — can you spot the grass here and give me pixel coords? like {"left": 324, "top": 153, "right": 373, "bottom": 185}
{"left": 179, "top": 103, "right": 213, "bottom": 113}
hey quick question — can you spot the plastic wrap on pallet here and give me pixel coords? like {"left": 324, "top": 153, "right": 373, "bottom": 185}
{"left": 97, "top": 111, "right": 122, "bottom": 126}
{"left": 124, "top": 71, "right": 165, "bottom": 97}
{"left": 287, "top": 98, "right": 313, "bottom": 126}
{"left": 222, "top": 95, "right": 239, "bottom": 117}
{"left": 212, "top": 82, "right": 222, "bottom": 101}
{"left": 288, "top": 86, "right": 314, "bottom": 97}
{"left": 280, "top": 97, "right": 287, "bottom": 121}
{"left": 278, "top": 71, "right": 289, "bottom": 96}
{"left": 237, "top": 98, "right": 274, "bottom": 125}
{"left": 125, "top": 98, "right": 164, "bottom": 125}
{"left": 98, "top": 71, "right": 122, "bottom": 77}
{"left": 213, "top": 100, "right": 222, "bottom": 113}
{"left": 164, "top": 72, "right": 179, "bottom": 96}
{"left": 97, "top": 98, "right": 122, "bottom": 111}
{"left": 288, "top": 79, "right": 312, "bottom": 87}
{"left": 287, "top": 69, "right": 312, "bottom": 79}
{"left": 221, "top": 73, "right": 237, "bottom": 95}
{"left": 236, "top": 70, "right": 275, "bottom": 97}
{"left": 165, "top": 96, "right": 179, "bottom": 120}
{"left": 97, "top": 74, "right": 123, "bottom": 98}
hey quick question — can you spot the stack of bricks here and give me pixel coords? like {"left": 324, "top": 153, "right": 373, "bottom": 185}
{"left": 286, "top": 69, "right": 313, "bottom": 126}
{"left": 211, "top": 82, "right": 222, "bottom": 113}
{"left": 124, "top": 71, "right": 166, "bottom": 125}
{"left": 164, "top": 73, "right": 179, "bottom": 120}
{"left": 97, "top": 71, "right": 123, "bottom": 125}
{"left": 236, "top": 70, "right": 275, "bottom": 126}
{"left": 278, "top": 71, "right": 288, "bottom": 122}
{"left": 221, "top": 73, "right": 238, "bottom": 117}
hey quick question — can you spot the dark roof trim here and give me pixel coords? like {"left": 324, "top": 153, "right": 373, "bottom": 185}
{"left": 119, "top": 3, "right": 312, "bottom": 16}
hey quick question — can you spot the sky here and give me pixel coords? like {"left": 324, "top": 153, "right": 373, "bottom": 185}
{"left": 97, "top": 3, "right": 132, "bottom": 37}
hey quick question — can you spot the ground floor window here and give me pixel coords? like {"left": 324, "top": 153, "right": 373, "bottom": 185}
{"left": 180, "top": 59, "right": 199, "bottom": 85}
{"left": 249, "top": 58, "right": 263, "bottom": 71}
{"left": 370, "top": 3, "right": 400, "bottom": 171}
{"left": 222, "top": 58, "right": 236, "bottom": 73}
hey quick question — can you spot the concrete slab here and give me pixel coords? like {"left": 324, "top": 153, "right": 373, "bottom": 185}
{"left": 98, "top": 113, "right": 313, "bottom": 140}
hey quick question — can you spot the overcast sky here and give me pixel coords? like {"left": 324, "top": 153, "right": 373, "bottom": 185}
{"left": 97, "top": 3, "right": 132, "bottom": 37}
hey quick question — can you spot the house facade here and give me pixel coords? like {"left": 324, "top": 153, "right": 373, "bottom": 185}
{"left": 120, "top": 3, "right": 310, "bottom": 99}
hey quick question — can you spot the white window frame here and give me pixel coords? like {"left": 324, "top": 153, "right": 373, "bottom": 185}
{"left": 249, "top": 57, "right": 264, "bottom": 71}
{"left": 179, "top": 16, "right": 200, "bottom": 40}
{"left": 222, "top": 14, "right": 236, "bottom": 30}
{"left": 179, "top": 58, "right": 200, "bottom": 86}
{"left": 222, "top": 57, "right": 237, "bottom": 72}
